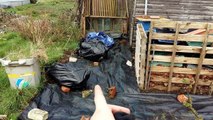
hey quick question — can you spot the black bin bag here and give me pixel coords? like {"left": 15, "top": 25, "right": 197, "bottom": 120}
{"left": 47, "top": 60, "right": 91, "bottom": 89}
{"left": 78, "top": 39, "right": 109, "bottom": 61}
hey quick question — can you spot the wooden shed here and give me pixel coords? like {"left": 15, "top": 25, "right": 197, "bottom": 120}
{"left": 135, "top": 0, "right": 213, "bottom": 22}
{"left": 131, "top": 0, "right": 213, "bottom": 46}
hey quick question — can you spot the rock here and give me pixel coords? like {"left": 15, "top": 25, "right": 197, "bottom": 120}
{"left": 69, "top": 57, "right": 77, "bottom": 62}
{"left": 82, "top": 90, "right": 93, "bottom": 98}
{"left": 0, "top": 115, "right": 7, "bottom": 120}
{"left": 126, "top": 60, "right": 132, "bottom": 67}
{"left": 28, "top": 108, "right": 48, "bottom": 120}
{"left": 177, "top": 94, "right": 188, "bottom": 103}
{"left": 108, "top": 86, "right": 117, "bottom": 99}
{"left": 61, "top": 86, "right": 71, "bottom": 93}
{"left": 93, "top": 62, "right": 99, "bottom": 66}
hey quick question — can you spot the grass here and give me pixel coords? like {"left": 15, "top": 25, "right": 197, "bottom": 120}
{"left": 5, "top": 0, "right": 77, "bottom": 20}
{"left": 0, "top": 32, "right": 32, "bottom": 59}
{"left": 0, "top": 0, "right": 80, "bottom": 119}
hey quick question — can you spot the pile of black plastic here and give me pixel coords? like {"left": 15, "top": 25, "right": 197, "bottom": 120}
{"left": 19, "top": 33, "right": 213, "bottom": 120}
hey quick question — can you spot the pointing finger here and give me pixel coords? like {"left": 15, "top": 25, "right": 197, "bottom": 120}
{"left": 94, "top": 85, "right": 108, "bottom": 110}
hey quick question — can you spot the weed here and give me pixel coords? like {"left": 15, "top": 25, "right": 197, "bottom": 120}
{"left": 160, "top": 113, "right": 166, "bottom": 120}
{"left": 12, "top": 18, "right": 52, "bottom": 46}
{"left": 182, "top": 96, "right": 203, "bottom": 120}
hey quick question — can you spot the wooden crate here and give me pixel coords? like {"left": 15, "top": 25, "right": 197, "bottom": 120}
{"left": 136, "top": 20, "right": 213, "bottom": 95}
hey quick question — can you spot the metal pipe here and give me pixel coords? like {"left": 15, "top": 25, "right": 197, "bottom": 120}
{"left": 145, "top": 0, "right": 148, "bottom": 15}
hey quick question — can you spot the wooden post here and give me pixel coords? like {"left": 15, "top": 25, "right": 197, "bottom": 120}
{"left": 168, "top": 23, "right": 180, "bottom": 92}
{"left": 193, "top": 24, "right": 210, "bottom": 94}
{"left": 145, "top": 21, "right": 154, "bottom": 90}
{"left": 94, "top": 19, "right": 98, "bottom": 31}
{"left": 81, "top": 0, "right": 86, "bottom": 37}
{"left": 125, "top": 0, "right": 129, "bottom": 17}
{"left": 102, "top": 19, "right": 105, "bottom": 31}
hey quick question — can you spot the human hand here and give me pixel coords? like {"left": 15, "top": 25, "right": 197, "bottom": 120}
{"left": 91, "top": 85, "right": 130, "bottom": 120}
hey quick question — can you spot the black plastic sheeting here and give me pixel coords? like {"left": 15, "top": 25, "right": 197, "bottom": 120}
{"left": 47, "top": 61, "right": 91, "bottom": 89}
{"left": 78, "top": 39, "right": 109, "bottom": 61}
{"left": 19, "top": 43, "right": 213, "bottom": 120}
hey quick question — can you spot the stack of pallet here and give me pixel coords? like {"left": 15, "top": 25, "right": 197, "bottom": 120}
{"left": 136, "top": 20, "right": 213, "bottom": 95}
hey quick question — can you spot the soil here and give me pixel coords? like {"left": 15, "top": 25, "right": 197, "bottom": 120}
{"left": 58, "top": 50, "right": 77, "bottom": 63}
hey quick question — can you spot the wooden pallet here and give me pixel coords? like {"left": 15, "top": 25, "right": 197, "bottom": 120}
{"left": 136, "top": 20, "right": 213, "bottom": 95}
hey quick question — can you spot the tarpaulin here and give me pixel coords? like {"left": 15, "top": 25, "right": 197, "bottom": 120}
{"left": 46, "top": 60, "right": 91, "bottom": 89}
{"left": 86, "top": 32, "right": 114, "bottom": 47}
{"left": 19, "top": 42, "right": 213, "bottom": 120}
{"left": 78, "top": 39, "right": 109, "bottom": 61}
{"left": 19, "top": 85, "right": 213, "bottom": 120}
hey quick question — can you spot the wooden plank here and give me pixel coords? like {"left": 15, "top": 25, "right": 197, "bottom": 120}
{"left": 99, "top": 0, "right": 102, "bottom": 16}
{"left": 135, "top": 0, "right": 213, "bottom": 22}
{"left": 185, "top": 29, "right": 206, "bottom": 35}
{"left": 168, "top": 23, "right": 180, "bottom": 92}
{"left": 105, "top": 0, "right": 108, "bottom": 16}
{"left": 152, "top": 21, "right": 213, "bottom": 29}
{"left": 81, "top": 16, "right": 86, "bottom": 37}
{"left": 193, "top": 24, "right": 211, "bottom": 94}
{"left": 97, "top": 0, "right": 100, "bottom": 16}
{"left": 125, "top": 0, "right": 129, "bottom": 17}
{"left": 135, "top": 25, "right": 142, "bottom": 83}
{"left": 85, "top": 15, "right": 127, "bottom": 19}
{"left": 150, "top": 85, "right": 180, "bottom": 91}
{"left": 109, "top": 0, "right": 112, "bottom": 16}
{"left": 94, "top": 19, "right": 98, "bottom": 31}
{"left": 102, "top": 19, "right": 104, "bottom": 31}
{"left": 151, "top": 45, "right": 213, "bottom": 54}
{"left": 92, "top": 0, "right": 95, "bottom": 15}
{"left": 149, "top": 55, "right": 213, "bottom": 65}
{"left": 137, "top": 4, "right": 213, "bottom": 11}
{"left": 88, "top": 0, "right": 91, "bottom": 15}
{"left": 147, "top": 9, "right": 213, "bottom": 16}
{"left": 145, "top": 22, "right": 154, "bottom": 89}
{"left": 152, "top": 33, "right": 213, "bottom": 42}
{"left": 138, "top": 24, "right": 148, "bottom": 89}
{"left": 151, "top": 76, "right": 212, "bottom": 86}
{"left": 151, "top": 66, "right": 213, "bottom": 75}
{"left": 113, "top": 0, "right": 115, "bottom": 16}
{"left": 81, "top": 1, "right": 86, "bottom": 37}
{"left": 151, "top": 76, "right": 194, "bottom": 84}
